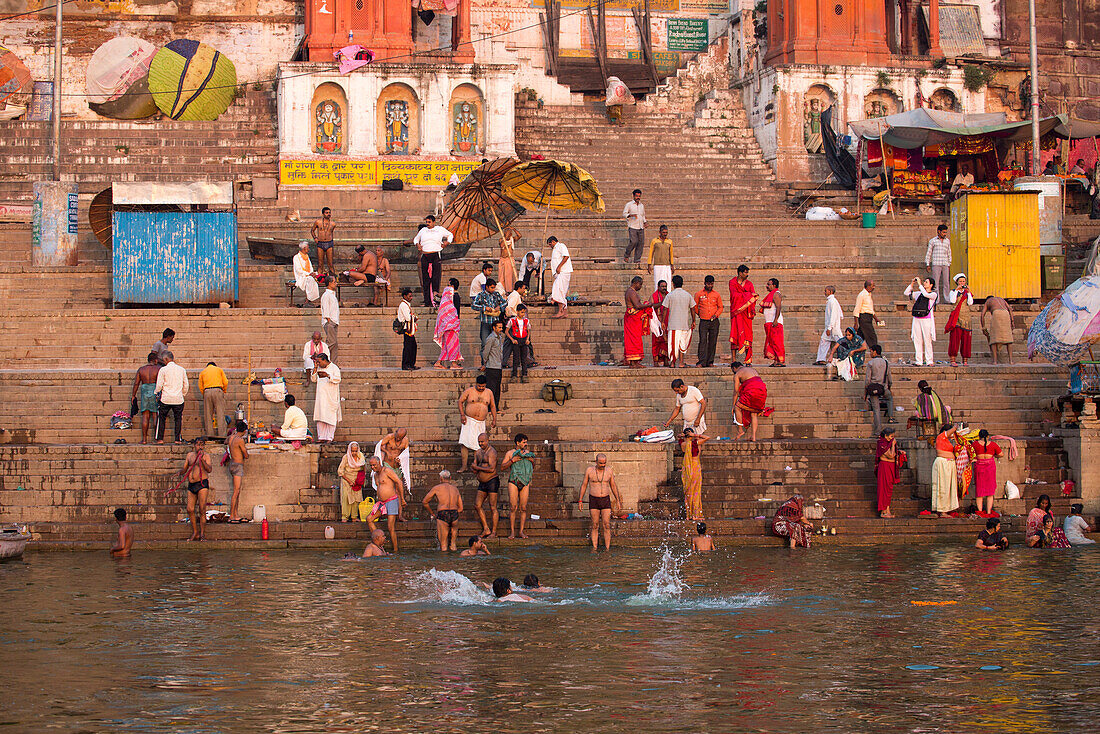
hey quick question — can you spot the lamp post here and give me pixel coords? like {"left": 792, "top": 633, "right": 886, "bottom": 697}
{"left": 52, "top": 0, "right": 62, "bottom": 180}
{"left": 1028, "top": 0, "right": 1040, "bottom": 175}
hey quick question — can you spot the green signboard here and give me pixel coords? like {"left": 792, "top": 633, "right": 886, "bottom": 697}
{"left": 666, "top": 18, "right": 708, "bottom": 52}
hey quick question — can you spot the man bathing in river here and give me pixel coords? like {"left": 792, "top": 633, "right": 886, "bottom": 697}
{"left": 458, "top": 375, "right": 497, "bottom": 472}
{"left": 422, "top": 470, "right": 464, "bottom": 552}
{"left": 109, "top": 508, "right": 133, "bottom": 558}
{"left": 461, "top": 536, "right": 491, "bottom": 556}
{"left": 472, "top": 433, "right": 500, "bottom": 538}
{"left": 692, "top": 522, "right": 715, "bottom": 552}
{"left": 368, "top": 456, "right": 405, "bottom": 552}
{"left": 378, "top": 428, "right": 410, "bottom": 495}
{"left": 361, "top": 529, "right": 390, "bottom": 557}
{"left": 182, "top": 437, "right": 212, "bottom": 541}
{"left": 578, "top": 453, "right": 622, "bottom": 550}
{"left": 501, "top": 433, "right": 535, "bottom": 539}
{"left": 492, "top": 577, "right": 533, "bottom": 602}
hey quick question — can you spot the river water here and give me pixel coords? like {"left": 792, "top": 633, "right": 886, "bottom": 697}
{"left": 2, "top": 544, "right": 1098, "bottom": 733}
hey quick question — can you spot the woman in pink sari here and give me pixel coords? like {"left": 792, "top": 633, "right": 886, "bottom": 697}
{"left": 433, "top": 285, "right": 463, "bottom": 370}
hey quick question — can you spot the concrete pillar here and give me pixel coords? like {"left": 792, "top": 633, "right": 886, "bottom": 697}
{"left": 32, "top": 181, "right": 78, "bottom": 266}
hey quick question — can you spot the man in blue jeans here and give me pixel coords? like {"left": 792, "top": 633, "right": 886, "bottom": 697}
{"left": 472, "top": 278, "right": 506, "bottom": 363}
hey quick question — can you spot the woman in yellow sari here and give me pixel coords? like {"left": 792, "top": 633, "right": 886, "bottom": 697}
{"left": 679, "top": 428, "right": 711, "bottom": 521}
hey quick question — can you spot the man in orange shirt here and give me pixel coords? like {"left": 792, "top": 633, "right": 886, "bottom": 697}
{"left": 693, "top": 275, "right": 723, "bottom": 367}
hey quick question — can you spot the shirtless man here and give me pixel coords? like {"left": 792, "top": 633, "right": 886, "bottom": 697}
{"left": 461, "top": 536, "right": 491, "bottom": 556}
{"left": 226, "top": 421, "right": 249, "bottom": 523}
{"left": 422, "top": 470, "right": 464, "bottom": 552}
{"left": 110, "top": 507, "right": 134, "bottom": 558}
{"left": 472, "top": 433, "right": 500, "bottom": 538}
{"left": 501, "top": 433, "right": 535, "bottom": 539}
{"left": 311, "top": 207, "right": 337, "bottom": 275}
{"left": 368, "top": 456, "right": 405, "bottom": 552}
{"left": 361, "top": 529, "right": 390, "bottom": 557}
{"left": 578, "top": 453, "right": 622, "bottom": 550}
{"left": 348, "top": 245, "right": 376, "bottom": 285}
{"left": 131, "top": 352, "right": 162, "bottom": 444}
{"left": 731, "top": 363, "right": 768, "bottom": 442}
{"left": 458, "top": 375, "right": 497, "bottom": 472}
{"left": 379, "top": 428, "right": 410, "bottom": 496}
{"left": 691, "top": 522, "right": 715, "bottom": 552}
{"left": 182, "top": 437, "right": 213, "bottom": 541}
{"left": 492, "top": 577, "right": 533, "bottom": 602}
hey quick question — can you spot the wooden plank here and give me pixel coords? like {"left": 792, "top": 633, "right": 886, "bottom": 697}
{"left": 586, "top": 5, "right": 608, "bottom": 88}
{"left": 539, "top": 11, "right": 557, "bottom": 76}
{"left": 632, "top": 6, "right": 660, "bottom": 86}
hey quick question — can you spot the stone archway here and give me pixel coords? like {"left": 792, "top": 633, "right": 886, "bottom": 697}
{"left": 928, "top": 87, "right": 960, "bottom": 113}
{"left": 865, "top": 88, "right": 902, "bottom": 119}
{"left": 804, "top": 83, "right": 837, "bottom": 153}
{"left": 448, "top": 83, "right": 484, "bottom": 156}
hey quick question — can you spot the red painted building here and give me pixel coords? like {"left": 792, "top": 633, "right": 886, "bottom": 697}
{"left": 303, "top": 0, "right": 473, "bottom": 63}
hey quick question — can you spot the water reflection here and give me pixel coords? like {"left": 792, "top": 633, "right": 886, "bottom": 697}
{"left": 2, "top": 545, "right": 1098, "bottom": 732}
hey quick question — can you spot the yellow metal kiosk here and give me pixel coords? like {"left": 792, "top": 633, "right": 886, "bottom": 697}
{"left": 949, "top": 191, "right": 1041, "bottom": 299}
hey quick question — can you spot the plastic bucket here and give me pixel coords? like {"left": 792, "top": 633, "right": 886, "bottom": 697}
{"left": 861, "top": 212, "right": 877, "bottom": 228}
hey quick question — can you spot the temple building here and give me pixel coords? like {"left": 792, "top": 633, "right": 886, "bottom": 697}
{"left": 730, "top": 0, "right": 1017, "bottom": 181}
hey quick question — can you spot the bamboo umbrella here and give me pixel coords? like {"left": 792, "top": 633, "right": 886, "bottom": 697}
{"left": 440, "top": 158, "right": 526, "bottom": 244}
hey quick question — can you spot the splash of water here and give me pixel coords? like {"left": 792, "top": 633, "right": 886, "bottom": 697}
{"left": 626, "top": 547, "right": 772, "bottom": 609}
{"left": 645, "top": 546, "right": 689, "bottom": 598}
{"left": 406, "top": 569, "right": 494, "bottom": 606}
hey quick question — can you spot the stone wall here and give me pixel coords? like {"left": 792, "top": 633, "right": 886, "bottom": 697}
{"left": 0, "top": 2, "right": 301, "bottom": 120}
{"left": 556, "top": 442, "right": 671, "bottom": 513}
{"left": 1001, "top": 0, "right": 1100, "bottom": 119}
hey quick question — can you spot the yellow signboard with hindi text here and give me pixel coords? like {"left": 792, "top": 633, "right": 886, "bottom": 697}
{"left": 280, "top": 159, "right": 480, "bottom": 188}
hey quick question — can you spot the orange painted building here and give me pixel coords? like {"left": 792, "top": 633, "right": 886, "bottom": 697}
{"left": 304, "top": 0, "right": 473, "bottom": 63}
{"left": 766, "top": 0, "right": 942, "bottom": 66}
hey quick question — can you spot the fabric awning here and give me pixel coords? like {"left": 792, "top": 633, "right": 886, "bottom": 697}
{"left": 112, "top": 181, "right": 234, "bottom": 206}
{"left": 1054, "top": 117, "right": 1100, "bottom": 139}
{"left": 849, "top": 110, "right": 1066, "bottom": 149}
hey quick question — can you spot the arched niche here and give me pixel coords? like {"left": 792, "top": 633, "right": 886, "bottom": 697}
{"left": 311, "top": 82, "right": 348, "bottom": 155}
{"left": 448, "top": 83, "right": 484, "bottom": 156}
{"left": 929, "top": 88, "right": 960, "bottom": 113}
{"left": 377, "top": 82, "right": 419, "bottom": 155}
{"left": 865, "top": 88, "right": 902, "bottom": 119}
{"left": 804, "top": 83, "right": 837, "bottom": 154}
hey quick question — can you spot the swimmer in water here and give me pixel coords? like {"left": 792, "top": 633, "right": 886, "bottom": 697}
{"left": 492, "top": 577, "right": 533, "bottom": 602}
{"left": 522, "top": 574, "right": 553, "bottom": 592}
{"left": 461, "top": 536, "right": 491, "bottom": 557}
{"left": 691, "top": 522, "right": 715, "bottom": 552}
{"left": 361, "top": 529, "right": 390, "bottom": 557}
{"left": 109, "top": 507, "right": 133, "bottom": 558}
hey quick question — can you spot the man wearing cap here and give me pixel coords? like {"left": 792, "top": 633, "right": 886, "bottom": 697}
{"left": 945, "top": 273, "right": 974, "bottom": 367}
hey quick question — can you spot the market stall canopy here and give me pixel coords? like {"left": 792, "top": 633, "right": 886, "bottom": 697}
{"left": 1053, "top": 117, "right": 1100, "bottom": 139}
{"left": 849, "top": 110, "right": 1066, "bottom": 149}
{"left": 113, "top": 181, "right": 234, "bottom": 207}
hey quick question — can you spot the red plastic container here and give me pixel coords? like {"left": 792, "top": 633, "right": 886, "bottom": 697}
{"left": 261, "top": 518, "right": 269, "bottom": 540}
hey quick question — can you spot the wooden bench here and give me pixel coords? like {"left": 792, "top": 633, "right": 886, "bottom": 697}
{"left": 285, "top": 279, "right": 389, "bottom": 307}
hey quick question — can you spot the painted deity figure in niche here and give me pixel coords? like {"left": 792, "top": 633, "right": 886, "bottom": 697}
{"left": 867, "top": 99, "right": 889, "bottom": 119}
{"left": 804, "top": 97, "right": 823, "bottom": 154}
{"left": 315, "top": 99, "right": 342, "bottom": 154}
{"left": 452, "top": 100, "right": 479, "bottom": 154}
{"left": 385, "top": 100, "right": 409, "bottom": 154}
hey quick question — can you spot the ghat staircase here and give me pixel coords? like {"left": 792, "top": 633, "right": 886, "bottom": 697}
{"left": 0, "top": 82, "right": 1087, "bottom": 550}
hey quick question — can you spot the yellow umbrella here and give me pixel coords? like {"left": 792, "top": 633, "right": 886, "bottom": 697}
{"left": 500, "top": 159, "right": 605, "bottom": 213}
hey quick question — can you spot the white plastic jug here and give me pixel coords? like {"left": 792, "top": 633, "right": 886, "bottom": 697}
{"left": 252, "top": 505, "right": 267, "bottom": 522}
{"left": 324, "top": 526, "right": 335, "bottom": 540}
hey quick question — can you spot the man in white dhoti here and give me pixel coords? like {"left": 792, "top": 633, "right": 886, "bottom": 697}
{"left": 457, "top": 375, "right": 497, "bottom": 472}
{"left": 302, "top": 331, "right": 329, "bottom": 373}
{"left": 294, "top": 242, "right": 320, "bottom": 302}
{"left": 815, "top": 285, "right": 844, "bottom": 364}
{"left": 310, "top": 353, "right": 341, "bottom": 442}
{"left": 272, "top": 394, "right": 309, "bottom": 440}
{"left": 549, "top": 236, "right": 572, "bottom": 319}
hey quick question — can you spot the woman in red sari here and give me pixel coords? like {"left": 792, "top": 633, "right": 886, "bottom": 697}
{"left": 651, "top": 282, "right": 669, "bottom": 367}
{"left": 876, "top": 428, "right": 899, "bottom": 518}
{"left": 772, "top": 494, "right": 813, "bottom": 548}
{"left": 623, "top": 276, "right": 651, "bottom": 367}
